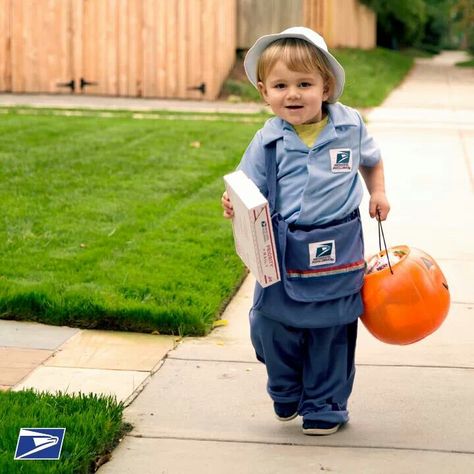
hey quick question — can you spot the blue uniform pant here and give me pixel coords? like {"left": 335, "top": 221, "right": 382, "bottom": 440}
{"left": 250, "top": 312, "right": 358, "bottom": 424}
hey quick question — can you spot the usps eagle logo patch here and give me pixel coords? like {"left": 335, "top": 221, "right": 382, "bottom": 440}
{"left": 309, "top": 240, "right": 336, "bottom": 266}
{"left": 14, "top": 428, "right": 66, "bottom": 460}
{"left": 330, "top": 149, "right": 352, "bottom": 172}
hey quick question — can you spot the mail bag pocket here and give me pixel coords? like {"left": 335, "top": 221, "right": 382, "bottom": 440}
{"left": 275, "top": 213, "right": 366, "bottom": 303}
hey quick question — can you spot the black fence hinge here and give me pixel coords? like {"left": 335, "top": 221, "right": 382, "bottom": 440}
{"left": 187, "top": 82, "right": 206, "bottom": 95}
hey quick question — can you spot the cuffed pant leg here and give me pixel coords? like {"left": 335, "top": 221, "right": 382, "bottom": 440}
{"left": 249, "top": 311, "right": 304, "bottom": 403}
{"left": 299, "top": 320, "right": 358, "bottom": 424}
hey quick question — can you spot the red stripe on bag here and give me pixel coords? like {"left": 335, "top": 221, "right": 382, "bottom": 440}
{"left": 287, "top": 259, "right": 366, "bottom": 278}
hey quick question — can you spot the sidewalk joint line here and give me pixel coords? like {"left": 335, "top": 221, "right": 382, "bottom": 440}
{"left": 167, "top": 356, "right": 260, "bottom": 365}
{"left": 126, "top": 434, "right": 474, "bottom": 455}
{"left": 123, "top": 359, "right": 167, "bottom": 408}
{"left": 40, "top": 365, "right": 152, "bottom": 373}
{"left": 356, "top": 363, "right": 474, "bottom": 370}
{"left": 0, "top": 346, "right": 53, "bottom": 353}
{"left": 459, "top": 130, "right": 474, "bottom": 192}
{"left": 166, "top": 357, "right": 474, "bottom": 370}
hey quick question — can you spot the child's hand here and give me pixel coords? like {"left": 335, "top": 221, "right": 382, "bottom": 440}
{"left": 221, "top": 191, "right": 234, "bottom": 219}
{"left": 369, "top": 191, "right": 390, "bottom": 221}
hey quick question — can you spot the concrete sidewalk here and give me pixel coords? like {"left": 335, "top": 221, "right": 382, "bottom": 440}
{"left": 1, "top": 51, "right": 473, "bottom": 472}
{"left": 0, "top": 92, "right": 268, "bottom": 114}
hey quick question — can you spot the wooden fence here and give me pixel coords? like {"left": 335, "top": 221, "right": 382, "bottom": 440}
{"left": 304, "top": 0, "right": 376, "bottom": 49}
{"left": 237, "top": 0, "right": 303, "bottom": 49}
{"left": 0, "top": 0, "right": 374, "bottom": 99}
{"left": 0, "top": 0, "right": 237, "bottom": 100}
{"left": 237, "top": 0, "right": 376, "bottom": 50}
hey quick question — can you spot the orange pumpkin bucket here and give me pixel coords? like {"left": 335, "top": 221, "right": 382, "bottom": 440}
{"left": 361, "top": 245, "right": 450, "bottom": 345}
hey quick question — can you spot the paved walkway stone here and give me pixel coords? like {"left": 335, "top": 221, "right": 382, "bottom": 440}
{"left": 0, "top": 347, "right": 52, "bottom": 387}
{"left": 45, "top": 330, "right": 177, "bottom": 371}
{"left": 0, "top": 320, "right": 79, "bottom": 350}
{"left": 100, "top": 437, "right": 474, "bottom": 474}
{"left": 13, "top": 366, "right": 149, "bottom": 403}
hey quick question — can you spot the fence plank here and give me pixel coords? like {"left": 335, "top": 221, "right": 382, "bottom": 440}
{"left": 10, "top": 0, "right": 24, "bottom": 91}
{"left": 166, "top": 0, "right": 178, "bottom": 98}
{"left": 116, "top": 0, "right": 126, "bottom": 95}
{"left": 0, "top": 0, "right": 11, "bottom": 91}
{"left": 142, "top": 0, "right": 154, "bottom": 97}
{"left": 82, "top": 0, "right": 98, "bottom": 94}
{"left": 156, "top": 0, "right": 166, "bottom": 97}
{"left": 97, "top": 0, "right": 107, "bottom": 94}
{"left": 107, "top": 0, "right": 119, "bottom": 94}
{"left": 186, "top": 0, "right": 202, "bottom": 99}
{"left": 176, "top": 0, "right": 187, "bottom": 97}
{"left": 71, "top": 0, "right": 83, "bottom": 94}
{"left": 127, "top": 0, "right": 140, "bottom": 96}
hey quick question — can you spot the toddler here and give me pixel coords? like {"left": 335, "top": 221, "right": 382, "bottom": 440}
{"left": 222, "top": 27, "right": 390, "bottom": 435}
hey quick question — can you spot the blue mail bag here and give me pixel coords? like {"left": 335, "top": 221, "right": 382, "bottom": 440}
{"left": 275, "top": 211, "right": 366, "bottom": 303}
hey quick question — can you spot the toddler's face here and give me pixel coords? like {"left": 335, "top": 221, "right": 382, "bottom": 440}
{"left": 258, "top": 60, "right": 329, "bottom": 126}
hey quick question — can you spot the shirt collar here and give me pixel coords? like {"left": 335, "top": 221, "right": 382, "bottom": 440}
{"left": 260, "top": 102, "right": 359, "bottom": 146}
{"left": 326, "top": 102, "right": 360, "bottom": 128}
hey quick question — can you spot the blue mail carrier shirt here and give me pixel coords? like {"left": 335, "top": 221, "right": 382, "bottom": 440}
{"left": 238, "top": 102, "right": 381, "bottom": 226}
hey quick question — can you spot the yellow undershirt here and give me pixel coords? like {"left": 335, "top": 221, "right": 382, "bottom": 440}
{"left": 294, "top": 116, "right": 329, "bottom": 148}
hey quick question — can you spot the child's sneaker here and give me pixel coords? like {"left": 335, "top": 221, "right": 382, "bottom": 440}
{"left": 302, "top": 419, "right": 341, "bottom": 435}
{"left": 273, "top": 401, "right": 299, "bottom": 421}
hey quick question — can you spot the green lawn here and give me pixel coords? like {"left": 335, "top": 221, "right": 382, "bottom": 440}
{"left": 335, "top": 48, "right": 413, "bottom": 107}
{"left": 456, "top": 59, "right": 474, "bottom": 67}
{"left": 0, "top": 390, "right": 128, "bottom": 473}
{"left": 0, "top": 109, "right": 262, "bottom": 336}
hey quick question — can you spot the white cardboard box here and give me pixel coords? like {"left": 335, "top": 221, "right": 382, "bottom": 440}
{"left": 224, "top": 170, "right": 280, "bottom": 287}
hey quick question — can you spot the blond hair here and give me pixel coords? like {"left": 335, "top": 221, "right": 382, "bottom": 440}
{"left": 257, "top": 38, "right": 335, "bottom": 99}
